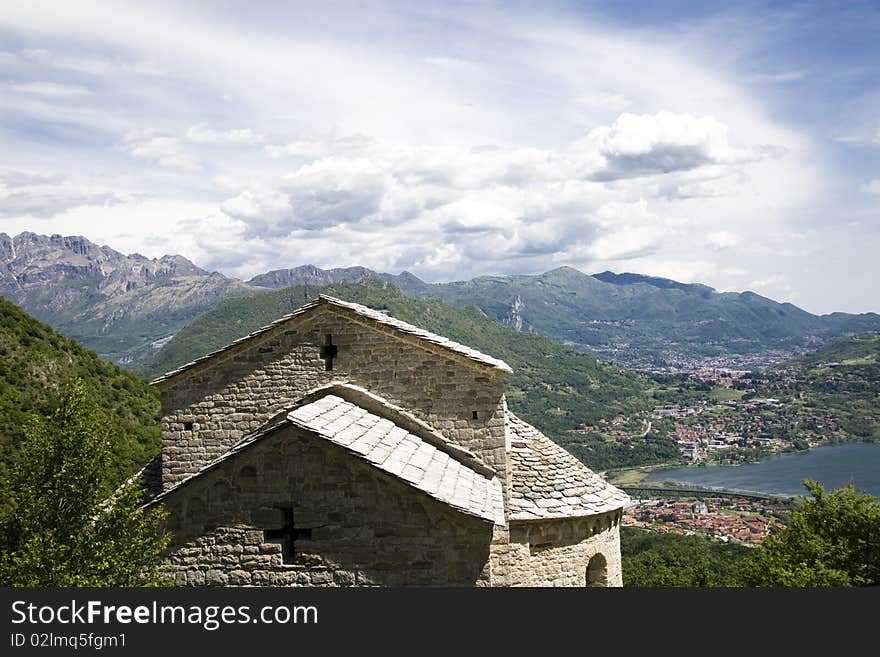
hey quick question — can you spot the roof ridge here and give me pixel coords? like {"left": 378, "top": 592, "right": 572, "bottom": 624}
{"left": 313, "top": 295, "right": 512, "bottom": 372}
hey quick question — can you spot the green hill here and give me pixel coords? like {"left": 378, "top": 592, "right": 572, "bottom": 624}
{"left": 787, "top": 333, "right": 880, "bottom": 371}
{"left": 766, "top": 333, "right": 880, "bottom": 441}
{"left": 139, "top": 278, "right": 674, "bottom": 470}
{"left": 0, "top": 296, "right": 160, "bottom": 482}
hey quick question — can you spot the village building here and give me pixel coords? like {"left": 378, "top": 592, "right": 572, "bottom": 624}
{"left": 144, "top": 294, "right": 629, "bottom": 586}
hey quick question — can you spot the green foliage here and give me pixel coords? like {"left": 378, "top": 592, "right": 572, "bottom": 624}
{"left": 138, "top": 278, "right": 668, "bottom": 470}
{"left": 136, "top": 285, "right": 317, "bottom": 381}
{"left": 0, "top": 381, "right": 170, "bottom": 586}
{"left": 0, "top": 296, "right": 160, "bottom": 484}
{"left": 561, "top": 436, "right": 681, "bottom": 471}
{"left": 788, "top": 332, "right": 880, "bottom": 370}
{"left": 760, "top": 333, "right": 880, "bottom": 445}
{"left": 743, "top": 480, "right": 880, "bottom": 586}
{"left": 621, "top": 527, "right": 750, "bottom": 587}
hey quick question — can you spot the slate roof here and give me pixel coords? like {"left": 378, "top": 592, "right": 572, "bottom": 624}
{"left": 151, "top": 294, "right": 512, "bottom": 385}
{"left": 286, "top": 394, "right": 506, "bottom": 525}
{"left": 506, "top": 412, "right": 629, "bottom": 521}
{"left": 149, "top": 391, "right": 506, "bottom": 526}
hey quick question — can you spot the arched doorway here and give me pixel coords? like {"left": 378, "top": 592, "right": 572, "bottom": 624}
{"left": 585, "top": 553, "right": 608, "bottom": 587}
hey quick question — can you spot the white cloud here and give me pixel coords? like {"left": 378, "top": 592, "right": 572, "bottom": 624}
{"left": 185, "top": 124, "right": 265, "bottom": 145}
{"left": 746, "top": 273, "right": 797, "bottom": 301}
{"left": 222, "top": 157, "right": 390, "bottom": 236}
{"left": 264, "top": 141, "right": 326, "bottom": 159}
{"left": 0, "top": 170, "right": 127, "bottom": 218}
{"left": 574, "top": 92, "right": 631, "bottom": 113}
{"left": 206, "top": 105, "right": 804, "bottom": 282}
{"left": 0, "top": 189, "right": 124, "bottom": 218}
{"left": 746, "top": 70, "right": 809, "bottom": 84}
{"left": 586, "top": 112, "right": 752, "bottom": 180}
{"left": 121, "top": 130, "right": 200, "bottom": 171}
{"left": 8, "top": 81, "right": 91, "bottom": 97}
{"left": 16, "top": 46, "right": 163, "bottom": 77}
{"left": 0, "top": 170, "right": 65, "bottom": 188}
{"left": 2, "top": 1, "right": 867, "bottom": 311}
{"left": 706, "top": 231, "right": 743, "bottom": 250}
{"left": 263, "top": 134, "right": 376, "bottom": 160}
{"left": 583, "top": 226, "right": 665, "bottom": 261}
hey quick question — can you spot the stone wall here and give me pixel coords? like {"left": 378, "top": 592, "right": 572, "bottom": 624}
{"left": 490, "top": 512, "right": 624, "bottom": 587}
{"left": 159, "top": 424, "right": 494, "bottom": 586}
{"left": 158, "top": 307, "right": 507, "bottom": 491}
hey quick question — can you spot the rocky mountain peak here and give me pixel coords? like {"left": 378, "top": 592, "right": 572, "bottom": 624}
{"left": 0, "top": 232, "right": 209, "bottom": 285}
{"left": 248, "top": 264, "right": 376, "bottom": 288}
{"left": 0, "top": 232, "right": 251, "bottom": 365}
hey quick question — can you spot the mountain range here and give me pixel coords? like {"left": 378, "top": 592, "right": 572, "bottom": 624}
{"left": 3, "top": 231, "right": 878, "bottom": 368}
{"left": 0, "top": 232, "right": 255, "bottom": 364}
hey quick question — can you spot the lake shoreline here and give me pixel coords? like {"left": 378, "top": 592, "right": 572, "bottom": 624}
{"left": 629, "top": 441, "right": 880, "bottom": 498}
{"left": 605, "top": 438, "right": 878, "bottom": 488}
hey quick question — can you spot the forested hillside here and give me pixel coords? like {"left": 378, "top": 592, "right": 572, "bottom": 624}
{"left": 0, "top": 297, "right": 160, "bottom": 482}
{"left": 786, "top": 333, "right": 880, "bottom": 371}
{"left": 621, "top": 527, "right": 751, "bottom": 587}
{"left": 773, "top": 333, "right": 880, "bottom": 441}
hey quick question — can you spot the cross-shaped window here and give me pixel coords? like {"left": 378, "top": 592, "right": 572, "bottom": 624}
{"left": 263, "top": 508, "right": 312, "bottom": 563}
{"left": 319, "top": 334, "right": 338, "bottom": 371}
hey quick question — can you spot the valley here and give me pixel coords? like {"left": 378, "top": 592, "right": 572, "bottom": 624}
{"left": 1, "top": 232, "right": 877, "bottom": 510}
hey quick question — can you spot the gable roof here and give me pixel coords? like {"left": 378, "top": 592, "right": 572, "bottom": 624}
{"left": 287, "top": 394, "right": 505, "bottom": 525}
{"left": 506, "top": 412, "right": 630, "bottom": 521}
{"left": 148, "top": 387, "right": 506, "bottom": 526}
{"left": 151, "top": 294, "right": 512, "bottom": 386}
{"left": 289, "top": 382, "right": 494, "bottom": 476}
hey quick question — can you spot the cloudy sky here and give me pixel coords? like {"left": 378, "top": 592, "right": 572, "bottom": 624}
{"left": 1, "top": 1, "right": 878, "bottom": 314}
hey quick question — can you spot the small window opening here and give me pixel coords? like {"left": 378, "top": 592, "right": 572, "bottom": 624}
{"left": 263, "top": 508, "right": 312, "bottom": 564}
{"left": 472, "top": 410, "right": 479, "bottom": 420}
{"left": 319, "top": 334, "right": 338, "bottom": 371}
{"left": 183, "top": 421, "right": 194, "bottom": 431}
{"left": 586, "top": 553, "right": 609, "bottom": 587}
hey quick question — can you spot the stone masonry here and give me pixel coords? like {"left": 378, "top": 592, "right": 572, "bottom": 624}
{"left": 148, "top": 295, "right": 629, "bottom": 587}
{"left": 157, "top": 304, "right": 508, "bottom": 492}
{"left": 159, "top": 424, "right": 493, "bottom": 586}
{"left": 501, "top": 514, "right": 623, "bottom": 586}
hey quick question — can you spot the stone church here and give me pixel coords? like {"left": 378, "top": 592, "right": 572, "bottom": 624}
{"left": 144, "top": 294, "right": 629, "bottom": 586}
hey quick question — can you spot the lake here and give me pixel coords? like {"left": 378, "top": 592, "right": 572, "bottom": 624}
{"left": 644, "top": 442, "right": 880, "bottom": 498}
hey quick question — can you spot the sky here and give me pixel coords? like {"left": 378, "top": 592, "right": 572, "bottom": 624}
{"left": 1, "top": 0, "right": 878, "bottom": 314}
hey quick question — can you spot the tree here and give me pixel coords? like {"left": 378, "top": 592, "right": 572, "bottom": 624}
{"left": 0, "top": 380, "right": 170, "bottom": 586}
{"left": 621, "top": 528, "right": 750, "bottom": 587}
{"left": 743, "top": 480, "right": 880, "bottom": 587}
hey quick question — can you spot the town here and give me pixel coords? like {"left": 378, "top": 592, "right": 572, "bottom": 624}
{"left": 622, "top": 495, "right": 788, "bottom": 545}
{"left": 580, "top": 354, "right": 877, "bottom": 545}
{"left": 655, "top": 398, "right": 845, "bottom": 463}
{"left": 590, "top": 342, "right": 805, "bottom": 373}
{"left": 570, "top": 359, "right": 874, "bottom": 465}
